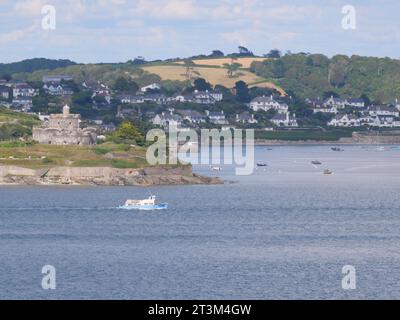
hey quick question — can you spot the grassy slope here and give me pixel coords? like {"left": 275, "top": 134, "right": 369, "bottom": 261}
{"left": 142, "top": 62, "right": 286, "bottom": 94}
{"left": 0, "top": 142, "right": 149, "bottom": 169}
{"left": 0, "top": 108, "right": 40, "bottom": 139}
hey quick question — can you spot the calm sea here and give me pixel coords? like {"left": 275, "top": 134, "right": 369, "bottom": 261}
{"left": 1, "top": 145, "right": 400, "bottom": 299}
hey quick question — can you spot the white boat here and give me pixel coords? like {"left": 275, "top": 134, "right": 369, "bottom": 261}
{"left": 119, "top": 195, "right": 168, "bottom": 210}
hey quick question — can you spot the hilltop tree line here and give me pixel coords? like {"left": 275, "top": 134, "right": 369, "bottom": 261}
{"left": 250, "top": 52, "right": 400, "bottom": 103}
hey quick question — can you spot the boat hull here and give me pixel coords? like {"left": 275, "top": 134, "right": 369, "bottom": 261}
{"left": 118, "top": 203, "right": 168, "bottom": 210}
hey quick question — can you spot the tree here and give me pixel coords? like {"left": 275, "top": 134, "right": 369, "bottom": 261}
{"left": 210, "top": 50, "right": 224, "bottom": 57}
{"left": 223, "top": 62, "right": 243, "bottom": 78}
{"left": 235, "top": 81, "right": 250, "bottom": 103}
{"left": 264, "top": 49, "right": 282, "bottom": 59}
{"left": 113, "top": 77, "right": 139, "bottom": 93}
{"left": 113, "top": 122, "right": 144, "bottom": 145}
{"left": 359, "top": 94, "right": 371, "bottom": 106}
{"left": 238, "top": 46, "right": 254, "bottom": 56}
{"left": 1, "top": 74, "right": 11, "bottom": 82}
{"left": 322, "top": 91, "right": 339, "bottom": 99}
{"left": 193, "top": 78, "right": 212, "bottom": 91}
{"left": 183, "top": 59, "right": 196, "bottom": 81}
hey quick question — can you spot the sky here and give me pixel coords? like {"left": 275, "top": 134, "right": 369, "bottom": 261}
{"left": 0, "top": 0, "right": 399, "bottom": 63}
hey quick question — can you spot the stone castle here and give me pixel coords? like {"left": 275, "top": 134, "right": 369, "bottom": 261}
{"left": 33, "top": 105, "right": 97, "bottom": 145}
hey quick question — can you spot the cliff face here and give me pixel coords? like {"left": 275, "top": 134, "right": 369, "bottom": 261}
{"left": 0, "top": 165, "right": 221, "bottom": 186}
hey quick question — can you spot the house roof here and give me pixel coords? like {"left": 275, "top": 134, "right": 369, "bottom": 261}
{"left": 368, "top": 105, "right": 398, "bottom": 112}
{"left": 156, "top": 113, "right": 182, "bottom": 121}
{"left": 177, "top": 110, "right": 205, "bottom": 118}
{"left": 236, "top": 112, "right": 253, "bottom": 121}
{"left": 333, "top": 114, "right": 358, "bottom": 120}
{"left": 251, "top": 95, "right": 276, "bottom": 103}
{"left": 346, "top": 98, "right": 364, "bottom": 104}
{"left": 208, "top": 111, "right": 225, "bottom": 117}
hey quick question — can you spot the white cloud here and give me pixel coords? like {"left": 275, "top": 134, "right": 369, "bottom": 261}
{"left": 13, "top": 0, "right": 47, "bottom": 16}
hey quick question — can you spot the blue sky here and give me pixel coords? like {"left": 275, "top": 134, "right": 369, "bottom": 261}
{"left": 0, "top": 0, "right": 399, "bottom": 63}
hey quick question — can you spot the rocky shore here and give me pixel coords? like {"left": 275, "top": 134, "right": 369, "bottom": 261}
{"left": 0, "top": 165, "right": 221, "bottom": 186}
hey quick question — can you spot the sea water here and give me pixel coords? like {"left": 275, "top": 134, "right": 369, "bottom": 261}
{"left": 0, "top": 145, "right": 400, "bottom": 299}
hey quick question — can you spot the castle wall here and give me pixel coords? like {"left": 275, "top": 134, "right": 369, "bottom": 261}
{"left": 32, "top": 128, "right": 96, "bottom": 145}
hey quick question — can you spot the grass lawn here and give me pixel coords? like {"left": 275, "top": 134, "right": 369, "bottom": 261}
{"left": 0, "top": 142, "right": 149, "bottom": 169}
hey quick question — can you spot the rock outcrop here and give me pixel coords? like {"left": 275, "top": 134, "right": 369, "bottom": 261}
{"left": 0, "top": 165, "right": 221, "bottom": 186}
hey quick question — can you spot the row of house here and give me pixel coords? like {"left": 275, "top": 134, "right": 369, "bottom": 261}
{"left": 119, "top": 90, "right": 224, "bottom": 106}
{"left": 328, "top": 105, "right": 400, "bottom": 128}
{"left": 307, "top": 96, "right": 366, "bottom": 114}
{"left": 249, "top": 95, "right": 289, "bottom": 114}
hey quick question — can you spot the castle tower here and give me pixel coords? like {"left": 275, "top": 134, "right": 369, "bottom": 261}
{"left": 63, "top": 104, "right": 70, "bottom": 116}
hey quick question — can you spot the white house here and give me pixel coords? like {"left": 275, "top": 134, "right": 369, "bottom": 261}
{"left": 140, "top": 83, "right": 161, "bottom": 92}
{"left": 271, "top": 113, "right": 298, "bottom": 127}
{"left": 43, "top": 83, "right": 73, "bottom": 96}
{"left": 345, "top": 98, "right": 365, "bottom": 108}
{"left": 12, "top": 97, "right": 33, "bottom": 111}
{"left": 120, "top": 95, "right": 144, "bottom": 104}
{"left": 328, "top": 114, "right": 360, "bottom": 127}
{"left": 324, "top": 96, "right": 346, "bottom": 109}
{"left": 206, "top": 110, "right": 228, "bottom": 125}
{"left": 177, "top": 110, "right": 206, "bottom": 124}
{"left": 250, "top": 95, "right": 288, "bottom": 114}
{"left": 0, "top": 87, "right": 10, "bottom": 99}
{"left": 367, "top": 105, "right": 399, "bottom": 117}
{"left": 13, "top": 83, "right": 37, "bottom": 98}
{"left": 152, "top": 112, "right": 183, "bottom": 129}
{"left": 236, "top": 112, "right": 258, "bottom": 124}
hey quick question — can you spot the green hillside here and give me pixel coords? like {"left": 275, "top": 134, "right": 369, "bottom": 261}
{"left": 250, "top": 53, "right": 400, "bottom": 102}
{"left": 0, "top": 58, "right": 76, "bottom": 77}
{"left": 0, "top": 108, "right": 40, "bottom": 141}
{"left": 13, "top": 63, "right": 162, "bottom": 88}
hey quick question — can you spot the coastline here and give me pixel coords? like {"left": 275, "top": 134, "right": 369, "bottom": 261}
{"left": 254, "top": 132, "right": 400, "bottom": 145}
{"left": 0, "top": 165, "right": 222, "bottom": 187}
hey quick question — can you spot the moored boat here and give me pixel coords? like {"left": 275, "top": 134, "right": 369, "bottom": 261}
{"left": 323, "top": 169, "right": 333, "bottom": 175}
{"left": 119, "top": 195, "right": 168, "bottom": 210}
{"left": 257, "top": 163, "right": 268, "bottom": 167}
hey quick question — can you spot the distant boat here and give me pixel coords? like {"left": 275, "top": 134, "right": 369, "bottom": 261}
{"left": 211, "top": 166, "right": 222, "bottom": 171}
{"left": 331, "top": 147, "right": 344, "bottom": 152}
{"left": 323, "top": 169, "right": 333, "bottom": 175}
{"left": 311, "top": 160, "right": 322, "bottom": 165}
{"left": 257, "top": 163, "right": 268, "bottom": 167}
{"left": 119, "top": 195, "right": 168, "bottom": 210}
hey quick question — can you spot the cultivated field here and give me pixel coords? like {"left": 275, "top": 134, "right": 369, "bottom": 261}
{"left": 142, "top": 65, "right": 285, "bottom": 94}
{"left": 177, "top": 57, "right": 269, "bottom": 68}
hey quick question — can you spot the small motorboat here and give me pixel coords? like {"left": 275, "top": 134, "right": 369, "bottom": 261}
{"left": 311, "top": 160, "right": 322, "bottom": 165}
{"left": 323, "top": 169, "right": 333, "bottom": 175}
{"left": 119, "top": 195, "right": 168, "bottom": 210}
{"left": 331, "top": 147, "right": 344, "bottom": 152}
{"left": 257, "top": 163, "right": 268, "bottom": 167}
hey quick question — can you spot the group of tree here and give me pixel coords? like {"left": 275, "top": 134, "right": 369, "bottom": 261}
{"left": 249, "top": 52, "right": 400, "bottom": 102}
